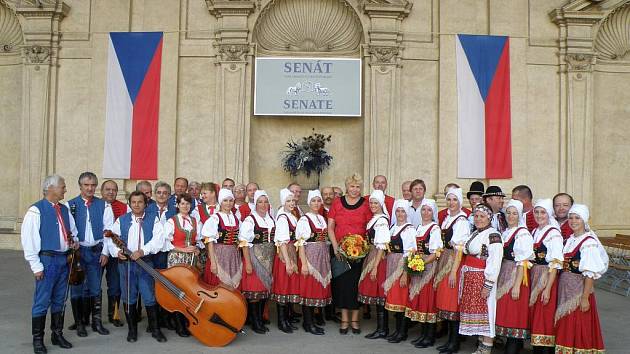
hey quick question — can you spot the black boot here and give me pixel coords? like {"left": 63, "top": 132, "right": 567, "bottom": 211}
{"left": 288, "top": 304, "right": 301, "bottom": 324}
{"left": 107, "top": 296, "right": 124, "bottom": 327}
{"left": 313, "top": 307, "right": 325, "bottom": 327}
{"left": 324, "top": 304, "right": 336, "bottom": 321}
{"left": 365, "top": 305, "right": 388, "bottom": 339}
{"left": 32, "top": 315, "right": 47, "bottom": 354}
{"left": 285, "top": 304, "right": 298, "bottom": 330}
{"left": 302, "top": 305, "right": 324, "bottom": 335}
{"left": 70, "top": 298, "right": 87, "bottom": 337}
{"left": 91, "top": 296, "right": 110, "bottom": 335}
{"left": 249, "top": 302, "right": 266, "bottom": 334}
{"left": 135, "top": 297, "right": 143, "bottom": 323}
{"left": 123, "top": 304, "right": 137, "bottom": 343}
{"left": 439, "top": 320, "right": 460, "bottom": 354}
{"left": 81, "top": 297, "right": 91, "bottom": 327}
{"left": 387, "top": 314, "right": 408, "bottom": 343}
{"left": 258, "top": 300, "right": 270, "bottom": 332}
{"left": 436, "top": 320, "right": 451, "bottom": 351}
{"left": 166, "top": 310, "right": 178, "bottom": 331}
{"left": 504, "top": 338, "right": 520, "bottom": 354}
{"left": 276, "top": 304, "right": 293, "bottom": 333}
{"left": 435, "top": 320, "right": 446, "bottom": 339}
{"left": 50, "top": 312, "right": 72, "bottom": 349}
{"left": 363, "top": 304, "right": 372, "bottom": 319}
{"left": 416, "top": 322, "right": 436, "bottom": 348}
{"left": 146, "top": 305, "right": 167, "bottom": 342}
{"left": 385, "top": 312, "right": 401, "bottom": 341}
{"left": 411, "top": 322, "right": 427, "bottom": 345}
{"left": 174, "top": 313, "right": 191, "bottom": 337}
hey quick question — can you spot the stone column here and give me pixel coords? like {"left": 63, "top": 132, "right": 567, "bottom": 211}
{"left": 206, "top": 0, "right": 255, "bottom": 183}
{"left": 550, "top": 4, "right": 603, "bottom": 206}
{"left": 363, "top": 0, "right": 411, "bottom": 192}
{"left": 16, "top": 1, "right": 69, "bottom": 213}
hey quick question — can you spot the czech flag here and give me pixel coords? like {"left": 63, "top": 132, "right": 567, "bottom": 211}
{"left": 103, "top": 32, "right": 163, "bottom": 180}
{"left": 456, "top": 34, "right": 512, "bottom": 179}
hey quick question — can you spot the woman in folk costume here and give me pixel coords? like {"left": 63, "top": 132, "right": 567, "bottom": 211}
{"left": 495, "top": 199, "right": 534, "bottom": 354}
{"left": 271, "top": 188, "right": 301, "bottom": 333}
{"left": 358, "top": 190, "right": 390, "bottom": 339}
{"left": 458, "top": 204, "right": 503, "bottom": 354}
{"left": 163, "top": 193, "right": 203, "bottom": 337}
{"left": 239, "top": 190, "right": 276, "bottom": 334}
{"left": 383, "top": 200, "right": 416, "bottom": 343}
{"left": 406, "top": 198, "right": 443, "bottom": 349}
{"left": 191, "top": 182, "right": 219, "bottom": 224}
{"left": 201, "top": 189, "right": 242, "bottom": 289}
{"left": 435, "top": 187, "right": 471, "bottom": 354}
{"left": 295, "top": 190, "right": 333, "bottom": 335}
{"left": 529, "top": 199, "right": 564, "bottom": 353}
{"left": 555, "top": 204, "right": 607, "bottom": 354}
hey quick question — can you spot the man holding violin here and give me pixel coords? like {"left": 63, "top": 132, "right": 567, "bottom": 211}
{"left": 21, "top": 174, "right": 79, "bottom": 354}
{"left": 108, "top": 190, "right": 167, "bottom": 343}
{"left": 68, "top": 172, "right": 114, "bottom": 337}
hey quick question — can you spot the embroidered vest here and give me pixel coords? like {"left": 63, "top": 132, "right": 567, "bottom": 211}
{"left": 216, "top": 213, "right": 239, "bottom": 245}
{"left": 533, "top": 227, "right": 560, "bottom": 265}
{"left": 441, "top": 215, "right": 467, "bottom": 250}
{"left": 249, "top": 214, "right": 275, "bottom": 244}
{"left": 33, "top": 199, "right": 70, "bottom": 251}
{"left": 562, "top": 236, "right": 594, "bottom": 274}
{"left": 119, "top": 212, "right": 156, "bottom": 245}
{"left": 146, "top": 202, "right": 176, "bottom": 222}
{"left": 416, "top": 224, "right": 437, "bottom": 255}
{"left": 366, "top": 215, "right": 388, "bottom": 245}
{"left": 390, "top": 224, "right": 412, "bottom": 254}
{"left": 305, "top": 215, "right": 328, "bottom": 242}
{"left": 171, "top": 216, "right": 197, "bottom": 248}
{"left": 277, "top": 214, "right": 296, "bottom": 241}
{"left": 197, "top": 204, "right": 215, "bottom": 224}
{"left": 503, "top": 227, "right": 527, "bottom": 260}
{"left": 68, "top": 196, "right": 105, "bottom": 242}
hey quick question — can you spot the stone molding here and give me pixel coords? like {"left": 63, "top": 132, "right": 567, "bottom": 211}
{"left": 216, "top": 43, "right": 251, "bottom": 62}
{"left": 0, "top": 1, "right": 23, "bottom": 53}
{"left": 594, "top": 2, "right": 630, "bottom": 61}
{"left": 566, "top": 52, "right": 596, "bottom": 72}
{"left": 22, "top": 44, "right": 49, "bottom": 64}
{"left": 367, "top": 44, "right": 400, "bottom": 65}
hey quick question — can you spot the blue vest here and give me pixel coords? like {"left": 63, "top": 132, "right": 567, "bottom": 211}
{"left": 119, "top": 212, "right": 156, "bottom": 246}
{"left": 146, "top": 202, "right": 176, "bottom": 221}
{"left": 68, "top": 196, "right": 105, "bottom": 242}
{"left": 33, "top": 199, "right": 71, "bottom": 251}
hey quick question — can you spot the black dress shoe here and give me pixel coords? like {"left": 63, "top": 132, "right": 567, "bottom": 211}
{"left": 339, "top": 321, "right": 349, "bottom": 335}
{"left": 351, "top": 321, "right": 361, "bottom": 334}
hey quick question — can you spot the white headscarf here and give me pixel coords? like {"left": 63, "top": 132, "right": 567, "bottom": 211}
{"left": 568, "top": 204, "right": 590, "bottom": 232}
{"left": 446, "top": 187, "right": 463, "bottom": 208}
{"left": 218, "top": 188, "right": 234, "bottom": 204}
{"left": 534, "top": 198, "right": 560, "bottom": 228}
{"left": 254, "top": 190, "right": 268, "bottom": 205}
{"left": 280, "top": 188, "right": 293, "bottom": 207}
{"left": 420, "top": 198, "right": 438, "bottom": 223}
{"left": 307, "top": 190, "right": 322, "bottom": 205}
{"left": 505, "top": 199, "right": 525, "bottom": 227}
{"left": 369, "top": 190, "right": 386, "bottom": 214}
{"left": 393, "top": 199, "right": 410, "bottom": 223}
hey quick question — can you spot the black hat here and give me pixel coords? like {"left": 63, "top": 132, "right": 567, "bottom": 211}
{"left": 483, "top": 185, "right": 505, "bottom": 198}
{"left": 467, "top": 181, "right": 485, "bottom": 199}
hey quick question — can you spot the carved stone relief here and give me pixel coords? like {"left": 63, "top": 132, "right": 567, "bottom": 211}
{"left": 594, "top": 2, "right": 630, "bottom": 61}
{"left": 0, "top": 1, "right": 23, "bottom": 53}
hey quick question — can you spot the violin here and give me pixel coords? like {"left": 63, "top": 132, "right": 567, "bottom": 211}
{"left": 66, "top": 239, "right": 85, "bottom": 286}
{"left": 104, "top": 230, "right": 247, "bottom": 347}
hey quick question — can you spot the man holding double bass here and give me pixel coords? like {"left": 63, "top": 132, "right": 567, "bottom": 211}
{"left": 21, "top": 175, "right": 79, "bottom": 354}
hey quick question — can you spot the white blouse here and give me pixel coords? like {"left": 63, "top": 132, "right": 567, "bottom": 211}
{"left": 190, "top": 203, "right": 218, "bottom": 225}
{"left": 532, "top": 224, "right": 564, "bottom": 270}
{"left": 389, "top": 223, "right": 418, "bottom": 256}
{"left": 296, "top": 213, "right": 327, "bottom": 241}
{"left": 465, "top": 227, "right": 503, "bottom": 283}
{"left": 501, "top": 226, "right": 534, "bottom": 266}
{"left": 163, "top": 214, "right": 204, "bottom": 250}
{"left": 415, "top": 222, "right": 443, "bottom": 254}
{"left": 563, "top": 232, "right": 608, "bottom": 280}
{"left": 367, "top": 214, "right": 390, "bottom": 250}
{"left": 441, "top": 210, "right": 471, "bottom": 248}
{"left": 201, "top": 211, "right": 238, "bottom": 243}
{"left": 274, "top": 209, "right": 298, "bottom": 245}
{"left": 239, "top": 212, "right": 275, "bottom": 247}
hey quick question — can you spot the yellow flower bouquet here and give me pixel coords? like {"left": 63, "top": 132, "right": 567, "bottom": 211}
{"left": 404, "top": 253, "right": 425, "bottom": 275}
{"left": 339, "top": 234, "right": 370, "bottom": 261}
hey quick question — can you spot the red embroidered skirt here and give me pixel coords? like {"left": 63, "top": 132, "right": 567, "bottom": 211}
{"left": 271, "top": 246, "right": 301, "bottom": 304}
{"left": 384, "top": 278, "right": 409, "bottom": 313}
{"left": 529, "top": 264, "right": 558, "bottom": 347}
{"left": 435, "top": 251, "right": 463, "bottom": 321}
{"left": 299, "top": 242, "right": 332, "bottom": 307}
{"left": 458, "top": 256, "right": 492, "bottom": 337}
{"left": 406, "top": 278, "right": 437, "bottom": 322}
{"left": 555, "top": 293, "right": 604, "bottom": 353}
{"left": 358, "top": 247, "right": 387, "bottom": 305}
{"left": 299, "top": 273, "right": 331, "bottom": 307}
{"left": 241, "top": 256, "right": 269, "bottom": 300}
{"left": 495, "top": 260, "right": 530, "bottom": 339}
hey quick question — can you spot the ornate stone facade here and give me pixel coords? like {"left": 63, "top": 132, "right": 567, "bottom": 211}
{"left": 0, "top": 0, "right": 630, "bottom": 245}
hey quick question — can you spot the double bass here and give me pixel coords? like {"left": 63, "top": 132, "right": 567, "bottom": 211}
{"left": 104, "top": 230, "right": 247, "bottom": 347}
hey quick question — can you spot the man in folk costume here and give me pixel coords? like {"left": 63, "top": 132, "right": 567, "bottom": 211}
{"left": 401, "top": 181, "right": 412, "bottom": 201}
{"left": 22, "top": 175, "right": 79, "bottom": 354}
{"left": 68, "top": 172, "right": 114, "bottom": 337}
{"left": 366, "top": 175, "right": 395, "bottom": 219}
{"left": 100, "top": 180, "right": 127, "bottom": 327}
{"left": 483, "top": 186, "right": 508, "bottom": 234}
{"left": 319, "top": 186, "right": 335, "bottom": 219}
{"left": 407, "top": 179, "right": 427, "bottom": 228}
{"left": 135, "top": 180, "right": 154, "bottom": 205}
{"left": 187, "top": 181, "right": 202, "bottom": 209}
{"left": 512, "top": 185, "right": 538, "bottom": 232}
{"left": 109, "top": 191, "right": 167, "bottom": 343}
{"left": 288, "top": 182, "right": 306, "bottom": 218}
{"left": 553, "top": 193, "right": 574, "bottom": 240}
{"left": 168, "top": 177, "right": 189, "bottom": 211}
{"left": 238, "top": 182, "right": 259, "bottom": 220}
{"left": 221, "top": 177, "right": 236, "bottom": 191}
{"left": 233, "top": 184, "right": 247, "bottom": 219}
{"left": 466, "top": 181, "right": 485, "bottom": 226}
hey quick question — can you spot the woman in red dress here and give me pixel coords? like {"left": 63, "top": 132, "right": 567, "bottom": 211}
{"left": 555, "top": 204, "right": 607, "bottom": 354}
{"left": 495, "top": 199, "right": 534, "bottom": 354}
{"left": 529, "top": 199, "right": 564, "bottom": 353}
{"left": 271, "top": 188, "right": 301, "bottom": 333}
{"left": 327, "top": 174, "right": 372, "bottom": 334}
{"left": 383, "top": 200, "right": 416, "bottom": 343}
{"left": 406, "top": 198, "right": 442, "bottom": 348}
{"left": 358, "top": 190, "right": 390, "bottom": 339}
{"left": 239, "top": 190, "right": 276, "bottom": 334}
{"left": 435, "top": 188, "right": 470, "bottom": 354}
{"left": 296, "top": 190, "right": 332, "bottom": 335}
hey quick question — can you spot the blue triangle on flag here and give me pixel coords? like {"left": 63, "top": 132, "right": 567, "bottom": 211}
{"left": 110, "top": 32, "right": 163, "bottom": 104}
{"left": 458, "top": 34, "right": 507, "bottom": 102}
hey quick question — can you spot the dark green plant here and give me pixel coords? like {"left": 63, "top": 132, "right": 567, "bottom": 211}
{"left": 281, "top": 129, "right": 333, "bottom": 178}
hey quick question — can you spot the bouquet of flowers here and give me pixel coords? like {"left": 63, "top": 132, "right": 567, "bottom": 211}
{"left": 404, "top": 253, "right": 425, "bottom": 275}
{"left": 281, "top": 129, "right": 333, "bottom": 178}
{"left": 339, "top": 234, "right": 370, "bottom": 261}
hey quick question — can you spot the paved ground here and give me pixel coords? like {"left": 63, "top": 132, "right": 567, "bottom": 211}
{"left": 2, "top": 249, "right": 628, "bottom": 354}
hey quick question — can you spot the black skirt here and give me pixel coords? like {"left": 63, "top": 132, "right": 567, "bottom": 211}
{"left": 332, "top": 258, "right": 364, "bottom": 310}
